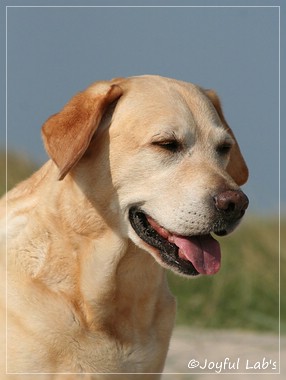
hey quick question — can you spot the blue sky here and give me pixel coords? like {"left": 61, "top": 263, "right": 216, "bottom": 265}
{"left": 1, "top": 0, "right": 285, "bottom": 215}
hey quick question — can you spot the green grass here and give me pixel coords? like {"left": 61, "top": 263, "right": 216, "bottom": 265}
{"left": 1, "top": 150, "right": 284, "bottom": 333}
{"left": 0, "top": 150, "right": 38, "bottom": 195}
{"left": 168, "top": 216, "right": 284, "bottom": 333}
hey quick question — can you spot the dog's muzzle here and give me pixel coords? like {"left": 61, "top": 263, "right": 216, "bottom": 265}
{"left": 128, "top": 190, "right": 249, "bottom": 277}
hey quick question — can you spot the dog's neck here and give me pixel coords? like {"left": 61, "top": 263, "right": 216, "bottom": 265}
{"left": 16, "top": 162, "right": 173, "bottom": 333}
{"left": 79, "top": 235, "right": 171, "bottom": 331}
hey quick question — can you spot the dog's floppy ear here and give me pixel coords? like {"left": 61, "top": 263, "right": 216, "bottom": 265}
{"left": 42, "top": 83, "right": 123, "bottom": 180}
{"left": 204, "top": 89, "right": 249, "bottom": 186}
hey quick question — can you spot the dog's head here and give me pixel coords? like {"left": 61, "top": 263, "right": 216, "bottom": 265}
{"left": 42, "top": 75, "right": 249, "bottom": 277}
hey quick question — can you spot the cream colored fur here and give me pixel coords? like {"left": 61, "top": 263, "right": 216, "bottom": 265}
{"left": 0, "top": 76, "right": 248, "bottom": 379}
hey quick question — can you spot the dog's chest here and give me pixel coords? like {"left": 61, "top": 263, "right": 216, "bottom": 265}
{"left": 35, "top": 312, "right": 172, "bottom": 374}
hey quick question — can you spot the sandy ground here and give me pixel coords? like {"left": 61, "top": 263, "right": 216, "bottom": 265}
{"left": 163, "top": 327, "right": 285, "bottom": 379}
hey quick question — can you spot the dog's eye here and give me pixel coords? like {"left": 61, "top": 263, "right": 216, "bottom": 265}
{"left": 216, "top": 143, "right": 232, "bottom": 155}
{"left": 152, "top": 140, "right": 181, "bottom": 153}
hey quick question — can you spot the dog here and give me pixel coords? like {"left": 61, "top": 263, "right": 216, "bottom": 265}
{"left": 0, "top": 75, "right": 248, "bottom": 379}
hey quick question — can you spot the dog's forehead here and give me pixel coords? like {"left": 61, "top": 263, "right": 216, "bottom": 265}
{"left": 118, "top": 75, "right": 208, "bottom": 106}
{"left": 114, "top": 76, "right": 223, "bottom": 135}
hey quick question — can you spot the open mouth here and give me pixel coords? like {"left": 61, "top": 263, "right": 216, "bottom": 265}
{"left": 129, "top": 207, "right": 221, "bottom": 276}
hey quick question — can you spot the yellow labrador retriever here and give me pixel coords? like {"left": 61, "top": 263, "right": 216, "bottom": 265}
{"left": 0, "top": 75, "right": 248, "bottom": 378}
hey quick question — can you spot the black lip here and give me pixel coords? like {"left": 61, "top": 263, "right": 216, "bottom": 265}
{"left": 129, "top": 206, "right": 199, "bottom": 276}
{"left": 212, "top": 217, "right": 241, "bottom": 237}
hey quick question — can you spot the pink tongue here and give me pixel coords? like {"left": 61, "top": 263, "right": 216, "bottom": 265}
{"left": 172, "top": 234, "right": 221, "bottom": 275}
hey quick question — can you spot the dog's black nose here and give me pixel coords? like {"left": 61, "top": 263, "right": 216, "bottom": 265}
{"left": 214, "top": 190, "right": 249, "bottom": 220}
